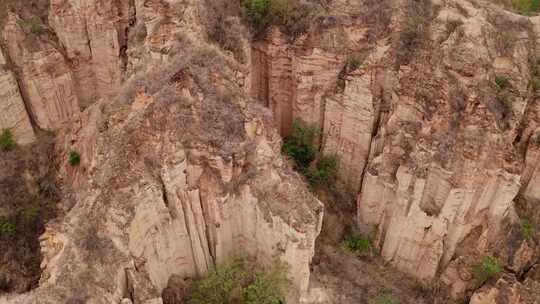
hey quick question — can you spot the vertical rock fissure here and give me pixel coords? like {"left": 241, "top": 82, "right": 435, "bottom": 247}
{"left": 199, "top": 189, "right": 216, "bottom": 269}
{"left": 0, "top": 42, "right": 39, "bottom": 131}
{"left": 120, "top": 0, "right": 137, "bottom": 75}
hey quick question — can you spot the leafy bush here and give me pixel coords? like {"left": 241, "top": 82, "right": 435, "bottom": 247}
{"left": 472, "top": 256, "right": 503, "bottom": 284}
{"left": 0, "top": 129, "right": 16, "bottom": 151}
{"left": 342, "top": 233, "right": 371, "bottom": 256}
{"left": 530, "top": 77, "right": 540, "bottom": 92}
{"left": 17, "top": 17, "right": 45, "bottom": 35}
{"left": 495, "top": 75, "right": 511, "bottom": 90}
{"left": 283, "top": 119, "right": 339, "bottom": 188}
{"left": 370, "top": 293, "right": 398, "bottom": 304}
{"left": 19, "top": 205, "right": 40, "bottom": 225}
{"left": 189, "top": 260, "right": 288, "bottom": 304}
{"left": 282, "top": 119, "right": 319, "bottom": 169}
{"left": 68, "top": 151, "right": 81, "bottom": 166}
{"left": 346, "top": 56, "right": 361, "bottom": 73}
{"left": 242, "top": 0, "right": 272, "bottom": 28}
{"left": 241, "top": 0, "right": 317, "bottom": 38}
{"left": 396, "top": 0, "right": 431, "bottom": 66}
{"left": 306, "top": 155, "right": 338, "bottom": 187}
{"left": 495, "top": 0, "right": 540, "bottom": 14}
{"left": 521, "top": 219, "right": 535, "bottom": 239}
{"left": 0, "top": 217, "right": 16, "bottom": 236}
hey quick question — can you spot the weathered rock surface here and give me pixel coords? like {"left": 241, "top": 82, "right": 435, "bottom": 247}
{"left": 48, "top": 0, "right": 132, "bottom": 107}
{"left": 3, "top": 0, "right": 540, "bottom": 302}
{"left": 0, "top": 48, "right": 35, "bottom": 144}
{"left": 1, "top": 1, "right": 323, "bottom": 303}
{"left": 470, "top": 266, "right": 540, "bottom": 304}
{"left": 249, "top": 0, "right": 540, "bottom": 300}
{"left": 3, "top": 13, "right": 80, "bottom": 130}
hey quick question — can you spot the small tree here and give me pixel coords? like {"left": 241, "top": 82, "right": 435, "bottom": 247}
{"left": 0, "top": 129, "right": 16, "bottom": 151}
{"left": 472, "top": 256, "right": 503, "bottom": 284}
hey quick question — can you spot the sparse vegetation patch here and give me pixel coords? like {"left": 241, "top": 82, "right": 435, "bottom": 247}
{"left": 240, "top": 0, "right": 320, "bottom": 38}
{"left": 282, "top": 119, "right": 338, "bottom": 188}
{"left": 493, "top": 0, "right": 540, "bottom": 15}
{"left": 68, "top": 151, "right": 81, "bottom": 166}
{"left": 494, "top": 75, "right": 510, "bottom": 90}
{"left": 0, "top": 129, "right": 16, "bottom": 151}
{"left": 188, "top": 260, "right": 288, "bottom": 304}
{"left": 521, "top": 219, "right": 535, "bottom": 239}
{"left": 370, "top": 293, "right": 399, "bottom": 304}
{"left": 472, "top": 256, "right": 503, "bottom": 285}
{"left": 396, "top": 0, "right": 431, "bottom": 66}
{"left": 17, "top": 17, "right": 45, "bottom": 35}
{"left": 342, "top": 232, "right": 371, "bottom": 257}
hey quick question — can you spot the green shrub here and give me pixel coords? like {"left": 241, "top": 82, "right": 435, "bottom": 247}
{"left": 472, "top": 256, "right": 503, "bottom": 284}
{"left": 396, "top": 0, "right": 431, "bottom": 66}
{"left": 370, "top": 293, "right": 398, "bottom": 304}
{"left": 241, "top": 0, "right": 316, "bottom": 37}
{"left": 242, "top": 0, "right": 271, "bottom": 27}
{"left": 507, "top": 0, "right": 540, "bottom": 14}
{"left": 346, "top": 56, "right": 361, "bottom": 73}
{"left": 0, "top": 129, "right": 16, "bottom": 151}
{"left": 495, "top": 75, "right": 511, "bottom": 90}
{"left": 529, "top": 77, "right": 540, "bottom": 91}
{"left": 68, "top": 151, "right": 81, "bottom": 166}
{"left": 0, "top": 218, "right": 16, "bottom": 236}
{"left": 521, "top": 219, "right": 535, "bottom": 239}
{"left": 282, "top": 119, "right": 319, "bottom": 169}
{"left": 19, "top": 205, "right": 40, "bottom": 225}
{"left": 17, "top": 18, "right": 45, "bottom": 35}
{"left": 282, "top": 119, "right": 340, "bottom": 188}
{"left": 306, "top": 155, "right": 338, "bottom": 187}
{"left": 342, "top": 233, "right": 371, "bottom": 256}
{"left": 189, "top": 260, "right": 288, "bottom": 304}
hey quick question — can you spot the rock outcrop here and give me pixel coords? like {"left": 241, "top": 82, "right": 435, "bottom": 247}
{"left": 0, "top": 48, "right": 35, "bottom": 144}
{"left": 248, "top": 0, "right": 540, "bottom": 299}
{"left": 470, "top": 265, "right": 540, "bottom": 304}
{"left": 3, "top": 13, "right": 80, "bottom": 130}
{"left": 2, "top": 0, "right": 540, "bottom": 303}
{"left": 1, "top": 1, "right": 323, "bottom": 303}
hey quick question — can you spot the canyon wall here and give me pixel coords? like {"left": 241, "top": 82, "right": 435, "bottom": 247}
{"left": 250, "top": 0, "right": 540, "bottom": 299}
{"left": 2, "top": 0, "right": 540, "bottom": 302}
{"left": 0, "top": 48, "right": 35, "bottom": 144}
{"left": 0, "top": 0, "right": 323, "bottom": 303}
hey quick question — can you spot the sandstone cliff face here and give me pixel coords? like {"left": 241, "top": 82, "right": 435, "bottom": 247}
{"left": 3, "top": 0, "right": 540, "bottom": 303}
{"left": 1, "top": 1, "right": 323, "bottom": 303}
{"left": 470, "top": 265, "right": 540, "bottom": 304}
{"left": 0, "top": 48, "right": 35, "bottom": 144}
{"left": 3, "top": 13, "right": 80, "bottom": 131}
{"left": 248, "top": 0, "right": 540, "bottom": 299}
{"left": 48, "top": 0, "right": 132, "bottom": 107}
